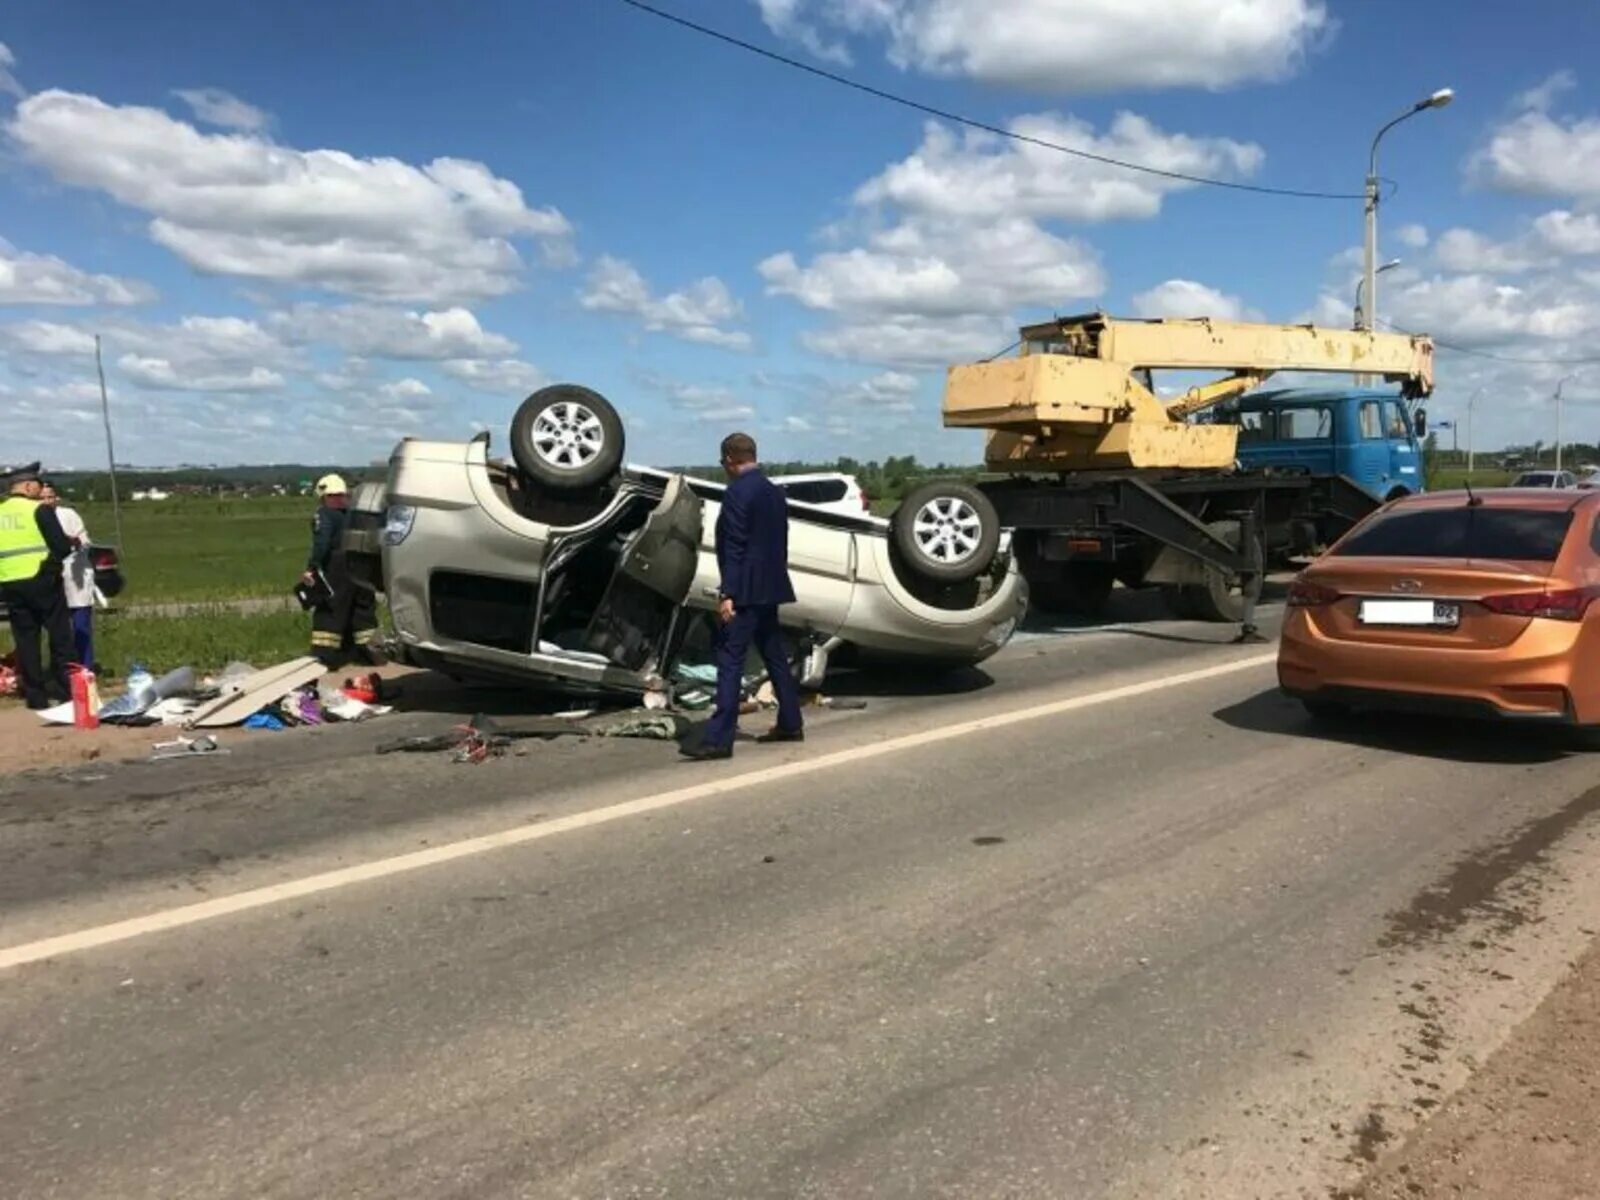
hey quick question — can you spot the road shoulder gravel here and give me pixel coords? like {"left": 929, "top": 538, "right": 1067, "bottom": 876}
{"left": 1354, "top": 930, "right": 1600, "bottom": 1198}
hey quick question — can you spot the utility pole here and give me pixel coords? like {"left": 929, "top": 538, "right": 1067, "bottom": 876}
{"left": 1555, "top": 374, "right": 1577, "bottom": 475}
{"left": 1466, "top": 388, "right": 1480, "bottom": 477}
{"left": 94, "top": 335, "right": 125, "bottom": 556}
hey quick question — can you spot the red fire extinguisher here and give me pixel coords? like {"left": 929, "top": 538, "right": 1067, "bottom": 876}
{"left": 70, "top": 664, "right": 101, "bottom": 730}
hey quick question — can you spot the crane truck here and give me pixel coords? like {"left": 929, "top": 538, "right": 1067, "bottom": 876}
{"left": 888, "top": 313, "right": 1435, "bottom": 628}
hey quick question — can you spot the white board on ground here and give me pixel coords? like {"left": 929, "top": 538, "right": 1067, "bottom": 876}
{"left": 186, "top": 657, "right": 326, "bottom": 729}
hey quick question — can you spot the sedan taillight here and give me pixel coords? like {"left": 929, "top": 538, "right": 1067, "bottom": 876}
{"left": 1287, "top": 579, "right": 1340, "bottom": 607}
{"left": 1480, "top": 586, "right": 1600, "bottom": 621}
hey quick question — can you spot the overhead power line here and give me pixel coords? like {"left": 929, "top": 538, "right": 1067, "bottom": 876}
{"left": 616, "top": 0, "right": 1367, "bottom": 202}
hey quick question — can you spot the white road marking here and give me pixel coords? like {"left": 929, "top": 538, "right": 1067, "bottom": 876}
{"left": 0, "top": 651, "right": 1278, "bottom": 972}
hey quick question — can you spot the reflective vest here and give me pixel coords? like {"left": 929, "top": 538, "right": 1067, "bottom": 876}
{"left": 0, "top": 496, "right": 48, "bottom": 584}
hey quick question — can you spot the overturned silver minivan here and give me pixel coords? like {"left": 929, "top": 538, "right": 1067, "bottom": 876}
{"left": 347, "top": 385, "right": 1026, "bottom": 696}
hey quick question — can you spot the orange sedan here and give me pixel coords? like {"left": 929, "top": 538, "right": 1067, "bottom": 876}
{"left": 1279, "top": 488, "right": 1600, "bottom": 732}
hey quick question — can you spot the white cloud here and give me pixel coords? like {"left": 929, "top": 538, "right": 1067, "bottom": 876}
{"left": 1426, "top": 211, "right": 1600, "bottom": 276}
{"left": 271, "top": 303, "right": 516, "bottom": 359}
{"left": 0, "top": 238, "right": 155, "bottom": 306}
{"left": 1394, "top": 223, "right": 1430, "bottom": 250}
{"left": 8, "top": 90, "right": 574, "bottom": 302}
{"left": 837, "top": 369, "right": 919, "bottom": 410}
{"left": 763, "top": 216, "right": 1102, "bottom": 318}
{"left": 757, "top": 0, "right": 1331, "bottom": 93}
{"left": 1469, "top": 96, "right": 1600, "bottom": 205}
{"left": 440, "top": 357, "right": 547, "bottom": 395}
{"left": 802, "top": 312, "right": 1017, "bottom": 368}
{"left": 781, "top": 415, "right": 815, "bottom": 433}
{"left": 579, "top": 256, "right": 752, "bottom": 349}
{"left": 0, "top": 42, "right": 22, "bottom": 99}
{"left": 760, "top": 108, "right": 1262, "bottom": 367}
{"left": 762, "top": 213, "right": 1101, "bottom": 366}
{"left": 855, "top": 113, "right": 1262, "bottom": 224}
{"left": 1308, "top": 269, "right": 1600, "bottom": 349}
{"left": 1516, "top": 70, "right": 1576, "bottom": 114}
{"left": 172, "top": 87, "right": 269, "bottom": 131}
{"left": 633, "top": 371, "right": 757, "bottom": 423}
{"left": 117, "top": 354, "right": 285, "bottom": 393}
{"left": 379, "top": 377, "right": 432, "bottom": 400}
{"left": 757, "top": 0, "right": 852, "bottom": 64}
{"left": 0, "top": 320, "right": 98, "bottom": 355}
{"left": 1131, "top": 278, "right": 1252, "bottom": 321}
{"left": 1532, "top": 210, "right": 1600, "bottom": 257}
{"left": 1433, "top": 228, "right": 1545, "bottom": 274}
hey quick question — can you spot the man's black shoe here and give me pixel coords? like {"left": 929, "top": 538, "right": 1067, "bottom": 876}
{"left": 680, "top": 743, "right": 733, "bottom": 761}
{"left": 756, "top": 727, "right": 805, "bottom": 744}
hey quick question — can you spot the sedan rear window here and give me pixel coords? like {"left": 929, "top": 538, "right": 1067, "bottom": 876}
{"left": 1334, "top": 507, "right": 1575, "bottom": 561}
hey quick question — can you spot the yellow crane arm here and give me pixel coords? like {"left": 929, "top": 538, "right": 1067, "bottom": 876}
{"left": 943, "top": 313, "right": 1434, "bottom": 472}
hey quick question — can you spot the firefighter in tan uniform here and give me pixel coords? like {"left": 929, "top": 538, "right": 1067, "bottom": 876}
{"left": 301, "top": 475, "right": 381, "bottom": 668}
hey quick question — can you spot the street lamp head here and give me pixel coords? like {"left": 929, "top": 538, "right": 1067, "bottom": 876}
{"left": 1378, "top": 258, "right": 1402, "bottom": 274}
{"left": 1420, "top": 87, "right": 1455, "bottom": 110}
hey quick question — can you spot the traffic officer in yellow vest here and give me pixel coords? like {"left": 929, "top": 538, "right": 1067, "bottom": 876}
{"left": 0, "top": 463, "right": 76, "bottom": 709}
{"left": 301, "top": 474, "right": 381, "bottom": 668}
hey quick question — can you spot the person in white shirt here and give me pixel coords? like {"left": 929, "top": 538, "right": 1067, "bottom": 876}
{"left": 38, "top": 483, "right": 95, "bottom": 667}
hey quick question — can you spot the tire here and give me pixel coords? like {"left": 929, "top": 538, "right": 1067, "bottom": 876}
{"left": 891, "top": 481, "right": 1000, "bottom": 584}
{"left": 1030, "top": 563, "right": 1115, "bottom": 617}
{"left": 1566, "top": 726, "right": 1600, "bottom": 752}
{"left": 509, "top": 384, "right": 625, "bottom": 492}
{"left": 1183, "top": 519, "right": 1264, "bottom": 624}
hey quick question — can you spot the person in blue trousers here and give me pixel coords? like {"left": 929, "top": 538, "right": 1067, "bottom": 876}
{"left": 682, "top": 432, "right": 804, "bottom": 761}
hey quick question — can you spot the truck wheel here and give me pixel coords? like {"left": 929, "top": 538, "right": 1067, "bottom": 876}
{"left": 1181, "top": 519, "right": 1264, "bottom": 624}
{"left": 1030, "top": 563, "right": 1115, "bottom": 616}
{"left": 892, "top": 481, "right": 1000, "bottom": 584}
{"left": 510, "top": 384, "right": 625, "bottom": 492}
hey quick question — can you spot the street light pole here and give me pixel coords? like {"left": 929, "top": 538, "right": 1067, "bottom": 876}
{"left": 1361, "top": 88, "right": 1454, "bottom": 382}
{"left": 1353, "top": 258, "right": 1402, "bottom": 331}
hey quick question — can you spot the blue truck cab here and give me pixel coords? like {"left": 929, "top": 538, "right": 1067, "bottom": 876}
{"left": 1221, "top": 386, "right": 1426, "bottom": 502}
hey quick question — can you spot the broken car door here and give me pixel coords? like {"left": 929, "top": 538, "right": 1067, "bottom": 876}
{"left": 582, "top": 475, "right": 705, "bottom": 670}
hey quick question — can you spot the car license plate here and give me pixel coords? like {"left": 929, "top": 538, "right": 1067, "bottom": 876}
{"left": 1358, "top": 599, "right": 1460, "bottom": 628}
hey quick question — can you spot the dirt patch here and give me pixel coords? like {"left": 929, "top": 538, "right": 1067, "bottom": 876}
{"left": 0, "top": 664, "right": 419, "bottom": 776}
{"left": 1380, "top": 783, "right": 1600, "bottom": 948}
{"left": 1354, "top": 933, "right": 1600, "bottom": 1198}
{"left": 0, "top": 706, "right": 182, "bottom": 775}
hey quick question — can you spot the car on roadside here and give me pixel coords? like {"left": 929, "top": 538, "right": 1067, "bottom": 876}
{"left": 770, "top": 472, "right": 870, "bottom": 516}
{"left": 1279, "top": 488, "right": 1600, "bottom": 740}
{"left": 347, "top": 385, "right": 1025, "bottom": 696}
{"left": 1511, "top": 469, "right": 1577, "bottom": 489}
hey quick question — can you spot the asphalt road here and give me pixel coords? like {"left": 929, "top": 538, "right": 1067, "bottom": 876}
{"left": 5, "top": 596, "right": 1600, "bottom": 1199}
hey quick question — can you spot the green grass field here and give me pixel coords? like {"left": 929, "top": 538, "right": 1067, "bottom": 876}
{"left": 1, "top": 608, "right": 311, "bottom": 679}
{"left": 76, "top": 495, "right": 310, "bottom": 604}
{"left": 1, "top": 496, "right": 326, "bottom": 687}
{"left": 1430, "top": 467, "right": 1514, "bottom": 490}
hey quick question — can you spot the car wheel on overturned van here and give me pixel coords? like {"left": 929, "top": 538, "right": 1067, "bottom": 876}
{"left": 510, "top": 384, "right": 625, "bottom": 492}
{"left": 892, "top": 480, "right": 1001, "bottom": 584}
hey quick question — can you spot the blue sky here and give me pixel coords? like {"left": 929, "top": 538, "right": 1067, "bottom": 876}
{"left": 1, "top": 0, "right": 1597, "bottom": 469}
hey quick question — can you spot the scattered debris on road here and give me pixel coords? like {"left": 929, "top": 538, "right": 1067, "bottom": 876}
{"left": 148, "top": 734, "right": 230, "bottom": 762}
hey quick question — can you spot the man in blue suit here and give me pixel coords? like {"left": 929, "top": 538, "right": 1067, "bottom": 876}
{"left": 682, "top": 432, "right": 804, "bottom": 760}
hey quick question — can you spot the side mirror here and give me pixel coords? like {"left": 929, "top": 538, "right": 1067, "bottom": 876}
{"left": 1414, "top": 408, "right": 1427, "bottom": 439}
